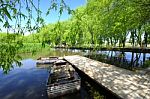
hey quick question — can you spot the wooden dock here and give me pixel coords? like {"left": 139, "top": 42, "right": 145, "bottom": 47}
{"left": 64, "top": 55, "right": 150, "bottom": 99}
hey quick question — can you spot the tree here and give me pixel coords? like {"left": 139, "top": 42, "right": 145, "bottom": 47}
{"left": 0, "top": 0, "right": 72, "bottom": 73}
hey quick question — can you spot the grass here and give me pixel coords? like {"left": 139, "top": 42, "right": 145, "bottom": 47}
{"left": 143, "top": 60, "right": 150, "bottom": 68}
{"left": 19, "top": 47, "right": 51, "bottom": 59}
{"left": 17, "top": 43, "right": 51, "bottom": 59}
{"left": 18, "top": 43, "right": 50, "bottom": 53}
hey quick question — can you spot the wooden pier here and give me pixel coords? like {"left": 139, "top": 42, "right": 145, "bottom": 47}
{"left": 64, "top": 55, "right": 150, "bottom": 99}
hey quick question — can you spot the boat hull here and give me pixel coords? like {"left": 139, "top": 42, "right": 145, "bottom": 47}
{"left": 47, "top": 80, "right": 80, "bottom": 98}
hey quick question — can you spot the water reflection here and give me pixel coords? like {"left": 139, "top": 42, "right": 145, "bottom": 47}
{"left": 0, "top": 59, "right": 49, "bottom": 99}
{"left": 0, "top": 59, "right": 90, "bottom": 99}
{"left": 1, "top": 48, "right": 150, "bottom": 99}
{"left": 0, "top": 53, "right": 97, "bottom": 99}
{"left": 86, "top": 50, "right": 150, "bottom": 70}
{"left": 54, "top": 48, "right": 150, "bottom": 70}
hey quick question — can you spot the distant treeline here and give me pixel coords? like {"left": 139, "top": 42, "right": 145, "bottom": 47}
{"left": 25, "top": 0, "right": 150, "bottom": 48}
{"left": 1, "top": 0, "right": 150, "bottom": 48}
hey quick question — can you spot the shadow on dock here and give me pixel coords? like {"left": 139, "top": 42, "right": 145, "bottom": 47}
{"left": 70, "top": 64, "right": 122, "bottom": 99}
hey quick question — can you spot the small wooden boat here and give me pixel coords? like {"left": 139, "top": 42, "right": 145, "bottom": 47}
{"left": 47, "top": 62, "right": 81, "bottom": 98}
{"left": 36, "top": 57, "right": 58, "bottom": 65}
{"left": 55, "top": 59, "right": 67, "bottom": 65}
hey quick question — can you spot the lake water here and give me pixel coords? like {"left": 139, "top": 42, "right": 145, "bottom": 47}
{"left": 0, "top": 49, "right": 95, "bottom": 99}
{"left": 85, "top": 50, "right": 150, "bottom": 70}
{"left": 0, "top": 59, "right": 49, "bottom": 99}
{"left": 0, "top": 48, "right": 150, "bottom": 99}
{"left": 55, "top": 48, "right": 150, "bottom": 70}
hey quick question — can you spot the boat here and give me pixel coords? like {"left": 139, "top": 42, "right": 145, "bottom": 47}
{"left": 36, "top": 57, "right": 58, "bottom": 65}
{"left": 55, "top": 59, "right": 67, "bottom": 66}
{"left": 46, "top": 61, "right": 81, "bottom": 98}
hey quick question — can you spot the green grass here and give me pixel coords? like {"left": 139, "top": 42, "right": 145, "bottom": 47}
{"left": 18, "top": 43, "right": 50, "bottom": 53}
{"left": 143, "top": 60, "right": 150, "bottom": 68}
{"left": 17, "top": 43, "right": 51, "bottom": 59}
{"left": 19, "top": 47, "right": 51, "bottom": 59}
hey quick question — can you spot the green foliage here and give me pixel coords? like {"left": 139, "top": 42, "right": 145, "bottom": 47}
{"left": 143, "top": 60, "right": 150, "bottom": 68}
{"left": 18, "top": 43, "right": 48, "bottom": 53}
{"left": 35, "top": 0, "right": 150, "bottom": 48}
{"left": 0, "top": 32, "right": 50, "bottom": 73}
{"left": 0, "top": 0, "right": 71, "bottom": 73}
{"left": 1, "top": 0, "right": 150, "bottom": 73}
{"left": 0, "top": 33, "right": 23, "bottom": 73}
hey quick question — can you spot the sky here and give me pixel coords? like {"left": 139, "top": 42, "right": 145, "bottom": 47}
{"left": 41, "top": 0, "right": 87, "bottom": 24}
{"left": 0, "top": 0, "right": 86, "bottom": 34}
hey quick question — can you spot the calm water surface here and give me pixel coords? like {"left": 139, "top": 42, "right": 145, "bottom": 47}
{"left": 57, "top": 48, "right": 150, "bottom": 69}
{"left": 0, "top": 59, "right": 49, "bottom": 99}
{"left": 1, "top": 48, "right": 150, "bottom": 99}
{"left": 86, "top": 50, "right": 150, "bottom": 70}
{"left": 0, "top": 49, "right": 92, "bottom": 99}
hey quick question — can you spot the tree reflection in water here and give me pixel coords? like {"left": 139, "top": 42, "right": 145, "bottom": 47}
{"left": 85, "top": 50, "right": 150, "bottom": 71}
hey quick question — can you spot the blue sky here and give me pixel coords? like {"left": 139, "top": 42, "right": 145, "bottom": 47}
{"left": 0, "top": 0, "right": 86, "bottom": 33}
{"left": 41, "top": 0, "right": 87, "bottom": 24}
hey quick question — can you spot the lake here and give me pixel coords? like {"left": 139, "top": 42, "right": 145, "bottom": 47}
{"left": 0, "top": 48, "right": 98, "bottom": 99}
{"left": 54, "top": 48, "right": 150, "bottom": 70}
{"left": 0, "top": 48, "right": 150, "bottom": 99}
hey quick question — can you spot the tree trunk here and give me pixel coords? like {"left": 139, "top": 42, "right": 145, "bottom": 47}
{"left": 131, "top": 30, "right": 135, "bottom": 47}
{"left": 89, "top": 26, "right": 94, "bottom": 47}
{"left": 110, "top": 37, "right": 113, "bottom": 47}
{"left": 137, "top": 26, "right": 142, "bottom": 47}
{"left": 122, "top": 37, "right": 126, "bottom": 48}
{"left": 144, "top": 31, "right": 148, "bottom": 47}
